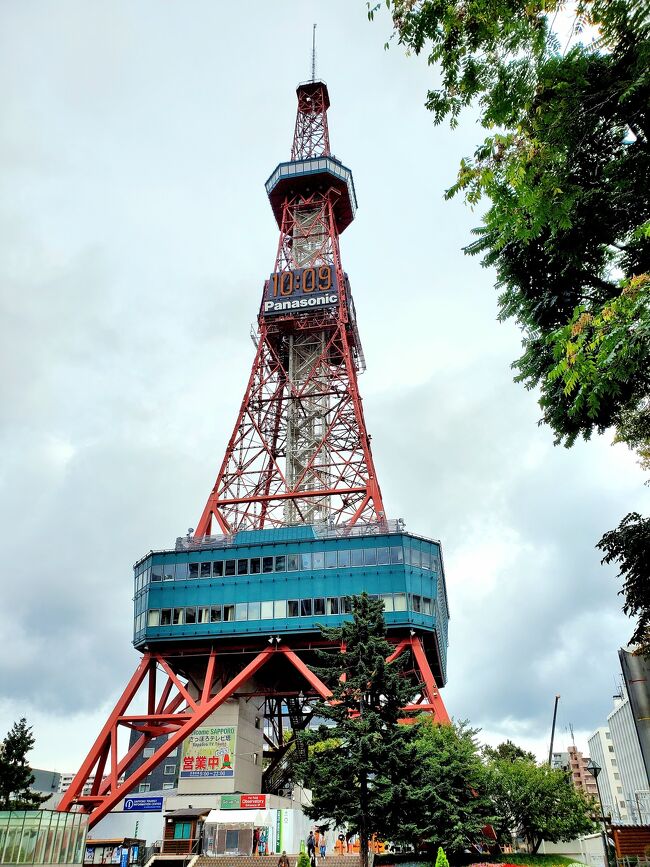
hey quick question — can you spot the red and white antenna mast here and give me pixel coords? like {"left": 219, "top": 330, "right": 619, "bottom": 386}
{"left": 195, "top": 70, "right": 385, "bottom": 535}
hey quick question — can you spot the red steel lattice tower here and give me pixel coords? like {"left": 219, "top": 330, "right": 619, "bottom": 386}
{"left": 195, "top": 78, "right": 385, "bottom": 535}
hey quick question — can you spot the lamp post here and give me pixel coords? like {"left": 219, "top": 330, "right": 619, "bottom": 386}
{"left": 586, "top": 760, "right": 611, "bottom": 867}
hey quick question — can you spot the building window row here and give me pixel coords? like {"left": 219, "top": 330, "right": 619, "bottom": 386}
{"left": 139, "top": 592, "right": 434, "bottom": 631}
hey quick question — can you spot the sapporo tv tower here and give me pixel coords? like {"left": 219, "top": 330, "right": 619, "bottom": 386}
{"left": 58, "top": 67, "right": 450, "bottom": 828}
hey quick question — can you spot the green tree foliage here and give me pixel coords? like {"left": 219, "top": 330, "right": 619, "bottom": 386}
{"left": 487, "top": 757, "right": 597, "bottom": 853}
{"left": 435, "top": 846, "right": 451, "bottom": 867}
{"left": 0, "top": 718, "right": 48, "bottom": 810}
{"left": 292, "top": 593, "right": 421, "bottom": 867}
{"left": 371, "top": 0, "right": 650, "bottom": 646}
{"left": 598, "top": 511, "right": 650, "bottom": 653}
{"left": 401, "top": 719, "right": 495, "bottom": 854}
{"left": 483, "top": 740, "right": 536, "bottom": 763}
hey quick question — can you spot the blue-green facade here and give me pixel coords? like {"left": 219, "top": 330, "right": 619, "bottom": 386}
{"left": 133, "top": 526, "right": 449, "bottom": 683}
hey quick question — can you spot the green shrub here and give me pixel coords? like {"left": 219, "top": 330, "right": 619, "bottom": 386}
{"left": 435, "top": 847, "right": 450, "bottom": 867}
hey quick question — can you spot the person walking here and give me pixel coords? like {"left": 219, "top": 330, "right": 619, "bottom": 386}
{"left": 306, "top": 832, "right": 316, "bottom": 859}
{"left": 319, "top": 838, "right": 326, "bottom": 860}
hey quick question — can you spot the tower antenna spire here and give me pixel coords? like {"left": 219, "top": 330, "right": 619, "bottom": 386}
{"left": 311, "top": 22, "right": 317, "bottom": 81}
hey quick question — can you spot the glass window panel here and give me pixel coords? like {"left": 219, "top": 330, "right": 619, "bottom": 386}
{"left": 223, "top": 604, "right": 235, "bottom": 621}
{"left": 381, "top": 594, "right": 394, "bottom": 612}
{"left": 412, "top": 595, "right": 421, "bottom": 613}
{"left": 390, "top": 546, "right": 404, "bottom": 564}
{"left": 263, "top": 556, "right": 274, "bottom": 573}
{"left": 212, "top": 560, "right": 223, "bottom": 577}
{"left": 173, "top": 608, "right": 184, "bottom": 625}
{"left": 326, "top": 597, "right": 339, "bottom": 615}
{"left": 342, "top": 596, "right": 353, "bottom": 614}
{"left": 412, "top": 549, "right": 422, "bottom": 568}
{"left": 338, "top": 549, "right": 350, "bottom": 567}
{"left": 261, "top": 600, "right": 274, "bottom": 619}
{"left": 351, "top": 549, "right": 364, "bottom": 567}
{"left": 377, "top": 547, "right": 390, "bottom": 565}
{"left": 394, "top": 593, "right": 407, "bottom": 611}
{"left": 163, "top": 563, "right": 175, "bottom": 581}
{"left": 200, "top": 562, "right": 211, "bottom": 578}
{"left": 314, "top": 598, "right": 325, "bottom": 616}
{"left": 275, "top": 555, "right": 286, "bottom": 572}
{"left": 300, "top": 598, "right": 312, "bottom": 616}
{"left": 431, "top": 554, "right": 439, "bottom": 572}
{"left": 237, "top": 559, "right": 249, "bottom": 575}
{"left": 274, "top": 599, "right": 287, "bottom": 618}
{"left": 421, "top": 550, "right": 431, "bottom": 570}
{"left": 248, "top": 601, "right": 261, "bottom": 620}
{"left": 148, "top": 610, "right": 160, "bottom": 627}
{"left": 288, "top": 600, "right": 299, "bottom": 617}
{"left": 287, "top": 554, "right": 300, "bottom": 571}
{"left": 235, "top": 603, "right": 248, "bottom": 620}
{"left": 189, "top": 563, "right": 199, "bottom": 579}
{"left": 422, "top": 597, "right": 432, "bottom": 615}
{"left": 176, "top": 562, "right": 189, "bottom": 580}
{"left": 161, "top": 609, "right": 172, "bottom": 626}
{"left": 211, "top": 606, "right": 222, "bottom": 623}
{"left": 301, "top": 552, "right": 312, "bottom": 570}
{"left": 325, "top": 551, "right": 337, "bottom": 569}
{"left": 404, "top": 546, "right": 412, "bottom": 565}
{"left": 198, "top": 607, "right": 210, "bottom": 623}
{"left": 225, "top": 560, "right": 236, "bottom": 576}
{"left": 312, "top": 551, "right": 324, "bottom": 569}
{"left": 364, "top": 548, "right": 377, "bottom": 566}
{"left": 250, "top": 557, "right": 261, "bottom": 574}
{"left": 185, "top": 607, "right": 197, "bottom": 624}
{"left": 151, "top": 564, "right": 163, "bottom": 582}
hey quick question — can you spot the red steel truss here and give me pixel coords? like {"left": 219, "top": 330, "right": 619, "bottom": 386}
{"left": 195, "top": 83, "right": 385, "bottom": 535}
{"left": 57, "top": 636, "right": 448, "bottom": 828}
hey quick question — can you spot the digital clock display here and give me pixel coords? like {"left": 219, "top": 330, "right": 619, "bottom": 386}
{"left": 262, "top": 264, "right": 339, "bottom": 317}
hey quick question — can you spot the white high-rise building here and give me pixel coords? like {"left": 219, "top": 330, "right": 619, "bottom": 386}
{"left": 587, "top": 727, "right": 629, "bottom": 821}
{"left": 607, "top": 691, "right": 650, "bottom": 823}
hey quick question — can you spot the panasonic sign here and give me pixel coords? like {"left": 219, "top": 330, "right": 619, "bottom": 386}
{"left": 262, "top": 264, "right": 339, "bottom": 318}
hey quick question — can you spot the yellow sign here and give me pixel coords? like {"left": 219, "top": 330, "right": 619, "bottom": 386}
{"left": 180, "top": 726, "right": 236, "bottom": 778}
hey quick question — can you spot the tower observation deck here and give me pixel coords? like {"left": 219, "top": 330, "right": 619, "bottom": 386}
{"left": 58, "top": 78, "right": 450, "bottom": 828}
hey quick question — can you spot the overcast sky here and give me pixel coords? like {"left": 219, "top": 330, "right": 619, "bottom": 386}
{"left": 1, "top": 1, "right": 647, "bottom": 772}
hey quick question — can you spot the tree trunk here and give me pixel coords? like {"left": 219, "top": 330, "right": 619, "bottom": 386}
{"left": 359, "top": 826, "right": 369, "bottom": 867}
{"left": 531, "top": 836, "right": 542, "bottom": 854}
{"left": 359, "top": 766, "right": 369, "bottom": 867}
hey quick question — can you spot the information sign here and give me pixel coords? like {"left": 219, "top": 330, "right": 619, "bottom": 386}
{"left": 123, "top": 796, "right": 163, "bottom": 812}
{"left": 180, "top": 725, "right": 236, "bottom": 778}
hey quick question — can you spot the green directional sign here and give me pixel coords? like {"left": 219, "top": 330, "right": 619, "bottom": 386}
{"left": 220, "top": 794, "right": 240, "bottom": 810}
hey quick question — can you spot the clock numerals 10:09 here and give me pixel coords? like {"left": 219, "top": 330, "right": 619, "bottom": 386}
{"left": 269, "top": 265, "right": 333, "bottom": 298}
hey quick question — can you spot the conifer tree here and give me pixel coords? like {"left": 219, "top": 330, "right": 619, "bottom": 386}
{"left": 0, "top": 718, "right": 48, "bottom": 810}
{"left": 292, "top": 593, "right": 420, "bottom": 867}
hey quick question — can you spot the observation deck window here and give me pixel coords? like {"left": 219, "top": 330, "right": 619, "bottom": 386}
{"left": 390, "top": 546, "right": 404, "bottom": 564}
{"left": 223, "top": 604, "right": 235, "bottom": 621}
{"left": 236, "top": 603, "right": 248, "bottom": 621}
{"left": 300, "top": 599, "right": 312, "bottom": 617}
{"left": 161, "top": 609, "right": 172, "bottom": 625}
{"left": 189, "top": 563, "right": 199, "bottom": 579}
{"left": 312, "top": 552, "right": 324, "bottom": 570}
{"left": 342, "top": 596, "right": 353, "bottom": 614}
{"left": 412, "top": 549, "right": 421, "bottom": 568}
{"left": 225, "top": 560, "right": 236, "bottom": 576}
{"left": 176, "top": 563, "right": 188, "bottom": 580}
{"left": 163, "top": 564, "right": 175, "bottom": 581}
{"left": 274, "top": 599, "right": 287, "bottom": 618}
{"left": 263, "top": 557, "right": 274, "bottom": 574}
{"left": 275, "top": 555, "right": 286, "bottom": 572}
{"left": 152, "top": 565, "right": 163, "bottom": 582}
{"left": 382, "top": 594, "right": 394, "bottom": 612}
{"left": 148, "top": 610, "right": 160, "bottom": 627}
{"left": 172, "top": 608, "right": 184, "bottom": 625}
{"left": 351, "top": 549, "right": 364, "bottom": 568}
{"left": 210, "top": 606, "right": 222, "bottom": 623}
{"left": 338, "top": 549, "right": 350, "bottom": 567}
{"left": 394, "top": 593, "right": 407, "bottom": 611}
{"left": 422, "top": 550, "right": 431, "bottom": 570}
{"left": 288, "top": 600, "right": 299, "bottom": 617}
{"left": 200, "top": 562, "right": 210, "bottom": 578}
{"left": 377, "top": 547, "right": 389, "bottom": 565}
{"left": 287, "top": 554, "right": 300, "bottom": 571}
{"left": 199, "top": 607, "right": 210, "bottom": 623}
{"left": 185, "top": 607, "right": 197, "bottom": 624}
{"left": 213, "top": 561, "right": 224, "bottom": 577}
{"left": 261, "top": 600, "right": 273, "bottom": 619}
{"left": 325, "top": 551, "right": 337, "bottom": 569}
{"left": 300, "top": 553, "right": 312, "bottom": 571}
{"left": 412, "top": 595, "right": 421, "bottom": 613}
{"left": 423, "top": 597, "right": 432, "bottom": 615}
{"left": 237, "top": 559, "right": 249, "bottom": 576}
{"left": 314, "top": 598, "right": 325, "bottom": 616}
{"left": 364, "top": 548, "right": 377, "bottom": 566}
{"left": 249, "top": 601, "right": 261, "bottom": 620}
{"left": 326, "top": 597, "right": 339, "bottom": 615}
